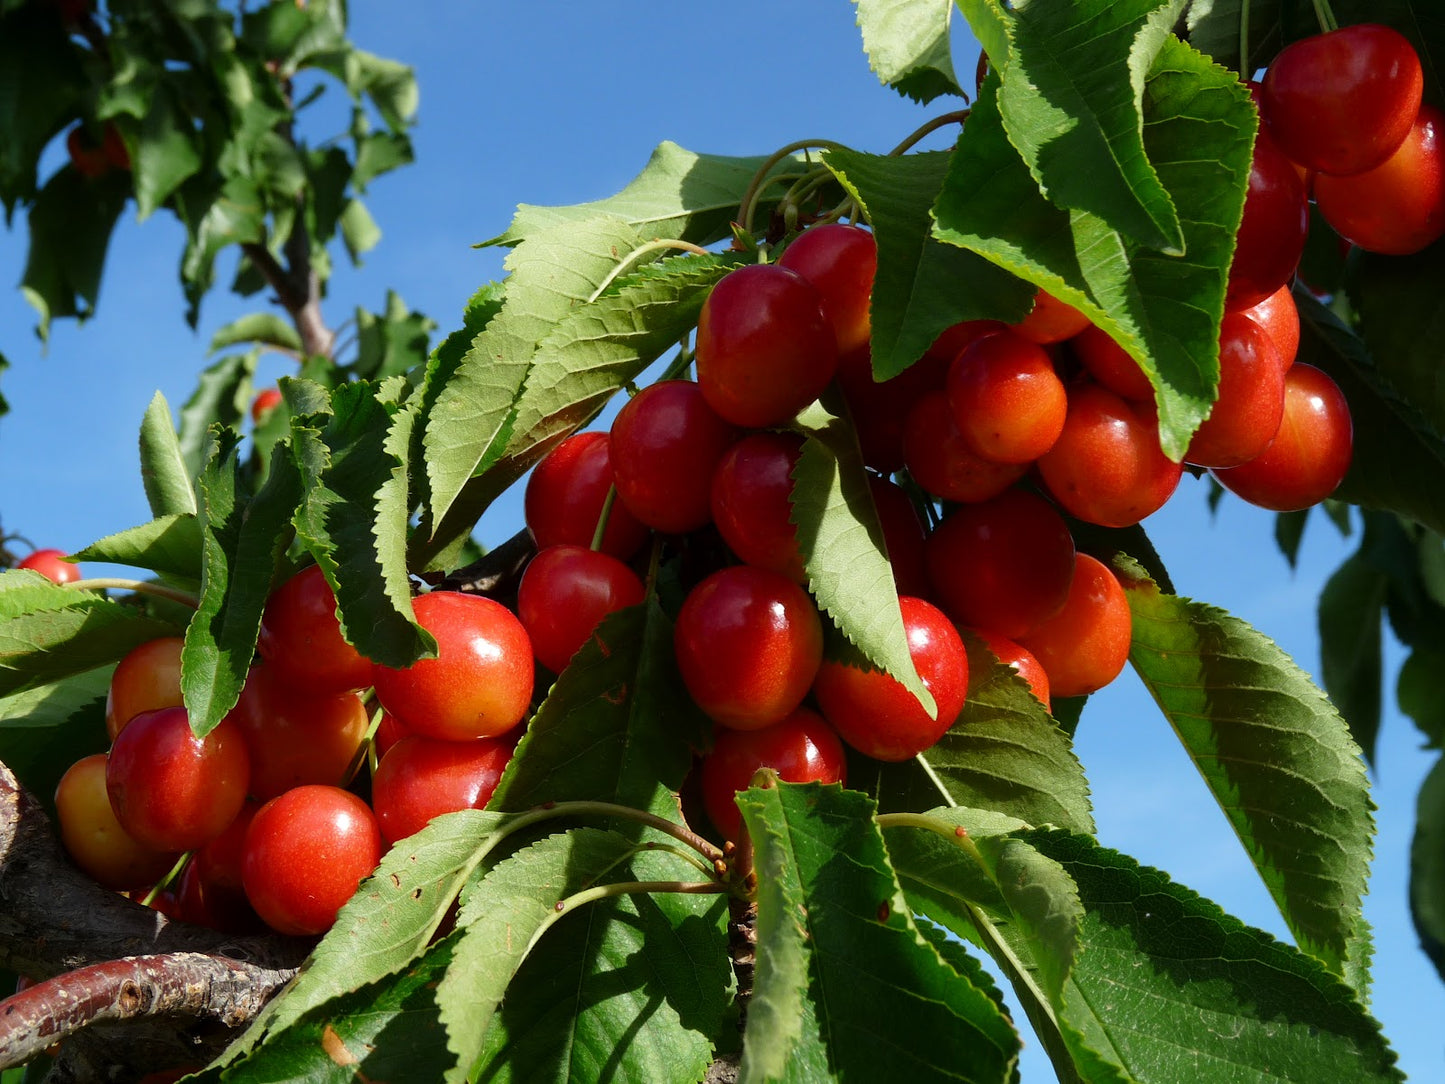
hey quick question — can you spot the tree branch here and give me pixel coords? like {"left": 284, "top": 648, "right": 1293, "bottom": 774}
{"left": 240, "top": 242, "right": 335, "bottom": 360}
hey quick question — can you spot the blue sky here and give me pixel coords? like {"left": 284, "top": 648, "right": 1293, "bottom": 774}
{"left": 0, "top": 2, "right": 1439, "bottom": 1079}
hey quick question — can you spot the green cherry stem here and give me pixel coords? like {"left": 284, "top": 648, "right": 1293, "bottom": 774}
{"left": 67, "top": 578, "right": 200, "bottom": 609}
{"left": 1239, "top": 0, "right": 1251, "bottom": 74}
{"left": 139, "top": 850, "right": 193, "bottom": 908}
{"left": 1310, "top": 0, "right": 1338, "bottom": 32}
{"left": 589, "top": 485, "right": 620, "bottom": 552}
{"left": 738, "top": 139, "right": 850, "bottom": 236}
{"left": 912, "top": 753, "right": 959, "bottom": 808}
{"left": 888, "top": 110, "right": 970, "bottom": 156}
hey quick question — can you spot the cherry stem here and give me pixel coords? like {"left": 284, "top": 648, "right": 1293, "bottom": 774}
{"left": 555, "top": 880, "right": 729, "bottom": 916}
{"left": 516, "top": 799, "right": 725, "bottom": 864}
{"left": 738, "top": 139, "right": 850, "bottom": 236}
{"left": 586, "top": 238, "right": 711, "bottom": 304}
{"left": 1239, "top": 0, "right": 1252, "bottom": 74}
{"left": 637, "top": 840, "right": 717, "bottom": 879}
{"left": 342, "top": 704, "right": 387, "bottom": 788}
{"left": 657, "top": 332, "right": 696, "bottom": 382}
{"left": 138, "top": 850, "right": 192, "bottom": 909}
{"left": 66, "top": 578, "right": 200, "bottom": 609}
{"left": 888, "top": 110, "right": 971, "bottom": 156}
{"left": 912, "top": 754, "right": 959, "bottom": 808}
{"left": 1310, "top": 0, "right": 1338, "bottom": 32}
{"left": 589, "top": 485, "right": 619, "bottom": 553}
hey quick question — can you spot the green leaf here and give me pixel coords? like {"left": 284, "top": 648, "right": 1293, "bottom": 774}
{"left": 178, "top": 352, "right": 257, "bottom": 480}
{"left": 934, "top": 40, "right": 1255, "bottom": 459}
{"left": 854, "top": 635, "right": 1094, "bottom": 834}
{"left": 853, "top": 0, "right": 964, "bottom": 104}
{"left": 350, "top": 290, "right": 434, "bottom": 382}
{"left": 1183, "top": 0, "right": 1301, "bottom": 76}
{"left": 0, "top": 571, "right": 181, "bottom": 697}
{"left": 70, "top": 514, "right": 203, "bottom": 590}
{"left": 503, "top": 253, "right": 734, "bottom": 464}
{"left": 821, "top": 148, "right": 1034, "bottom": 380}
{"left": 1410, "top": 756, "right": 1445, "bottom": 983}
{"left": 339, "top": 197, "right": 381, "bottom": 263}
{"left": 182, "top": 429, "right": 301, "bottom": 737}
{"left": 790, "top": 397, "right": 932, "bottom": 716}
{"left": 490, "top": 600, "right": 707, "bottom": 819}
{"left": 176, "top": 175, "right": 267, "bottom": 325}
{"left": 1399, "top": 647, "right": 1445, "bottom": 748}
{"left": 135, "top": 392, "right": 197, "bottom": 518}
{"left": 0, "top": 670, "right": 110, "bottom": 815}
{"left": 737, "top": 782, "right": 1020, "bottom": 1083}
{"left": 1021, "top": 829, "right": 1403, "bottom": 1084}
{"left": 1122, "top": 564, "right": 1376, "bottom": 981}
{"left": 423, "top": 215, "right": 648, "bottom": 527}
{"left": 21, "top": 169, "right": 130, "bottom": 336}
{"left": 1319, "top": 540, "right": 1387, "bottom": 767}
{"left": 131, "top": 83, "right": 203, "bottom": 220}
{"left": 353, "top": 129, "right": 414, "bottom": 189}
{"left": 287, "top": 380, "right": 432, "bottom": 669}
{"left": 209, "top": 312, "right": 303, "bottom": 355}
{"left": 0, "top": 4, "right": 86, "bottom": 214}
{"left": 484, "top": 141, "right": 800, "bottom": 250}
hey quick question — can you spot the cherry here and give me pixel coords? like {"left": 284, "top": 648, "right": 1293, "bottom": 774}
{"left": 106, "top": 706, "right": 251, "bottom": 854}
{"left": 1314, "top": 104, "right": 1445, "bottom": 256}
{"left": 836, "top": 345, "right": 950, "bottom": 473}
{"left": 225, "top": 665, "right": 370, "bottom": 801}
{"left": 1184, "top": 312, "right": 1287, "bottom": 469}
{"left": 258, "top": 564, "right": 373, "bottom": 694}
{"left": 105, "top": 635, "right": 185, "bottom": 741}
{"left": 1036, "top": 381, "right": 1183, "bottom": 528}
{"left": 192, "top": 800, "right": 260, "bottom": 895}
{"left": 525, "top": 431, "right": 650, "bottom": 560}
{"left": 1010, "top": 288, "right": 1091, "bottom": 344}
{"left": 699, "top": 707, "right": 846, "bottom": 839}
{"left": 250, "top": 386, "right": 284, "bottom": 425}
{"left": 1226, "top": 125, "right": 1310, "bottom": 309}
{"left": 101, "top": 123, "right": 130, "bottom": 171}
{"left": 777, "top": 222, "right": 877, "bottom": 355}
{"left": 1261, "top": 24, "right": 1424, "bottom": 177}
{"left": 946, "top": 329, "right": 1067, "bottom": 463}
{"left": 812, "top": 596, "right": 968, "bottom": 762}
{"left": 695, "top": 263, "right": 839, "bottom": 428}
{"left": 174, "top": 856, "right": 262, "bottom": 934}
{"left": 902, "top": 390, "right": 1028, "bottom": 504}
{"left": 970, "top": 629, "right": 1051, "bottom": 713}
{"left": 924, "top": 488, "right": 1076, "bottom": 640}
{"left": 710, "top": 431, "right": 807, "bottom": 582}
{"left": 516, "top": 544, "right": 646, "bottom": 674}
{"left": 1232, "top": 283, "right": 1299, "bottom": 371}
{"left": 373, "top": 711, "right": 410, "bottom": 759}
{"left": 65, "top": 126, "right": 110, "bottom": 179}
{"left": 609, "top": 380, "right": 740, "bottom": 534}
{"left": 371, "top": 733, "right": 516, "bottom": 846}
{"left": 242, "top": 785, "right": 381, "bottom": 936}
{"left": 673, "top": 565, "right": 823, "bottom": 731}
{"left": 372, "top": 591, "right": 534, "bottom": 742}
{"left": 1069, "top": 324, "right": 1154, "bottom": 401}
{"left": 55, "top": 754, "right": 175, "bottom": 891}
{"left": 1017, "top": 553, "right": 1132, "bottom": 698}
{"left": 1212, "top": 363, "right": 1353, "bottom": 511}
{"left": 15, "top": 548, "right": 79, "bottom": 584}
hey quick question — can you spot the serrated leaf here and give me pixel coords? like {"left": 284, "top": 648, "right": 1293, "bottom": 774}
{"left": 737, "top": 782, "right": 1020, "bottom": 1083}
{"left": 853, "top": 0, "right": 964, "bottom": 104}
{"left": 423, "top": 215, "right": 648, "bottom": 528}
{"left": 503, "top": 254, "right": 734, "bottom": 464}
{"left": 934, "top": 40, "right": 1255, "bottom": 459}
{"left": 791, "top": 397, "right": 932, "bottom": 717}
{"left": 178, "top": 352, "right": 257, "bottom": 480}
{"left": 1021, "top": 829, "right": 1403, "bottom": 1084}
{"left": 137, "top": 392, "right": 198, "bottom": 518}
{"left": 1410, "top": 756, "right": 1445, "bottom": 983}
{"left": 132, "top": 84, "right": 203, "bottom": 220}
{"left": 70, "top": 514, "right": 203, "bottom": 590}
{"left": 286, "top": 379, "right": 432, "bottom": 669}
{"left": 854, "top": 636, "right": 1094, "bottom": 834}
{"left": 483, "top": 141, "right": 799, "bottom": 249}
{"left": 467, "top": 845, "right": 729, "bottom": 1084}
{"left": 182, "top": 429, "right": 301, "bottom": 737}
{"left": 209, "top": 312, "right": 303, "bottom": 355}
{"left": 21, "top": 168, "right": 129, "bottom": 336}
{"left": 1121, "top": 563, "right": 1375, "bottom": 981}
{"left": 490, "top": 600, "right": 707, "bottom": 819}
{"left": 822, "top": 148, "right": 1034, "bottom": 380}
{"left": 961, "top": 0, "right": 1188, "bottom": 253}
{"left": 0, "top": 4, "right": 87, "bottom": 214}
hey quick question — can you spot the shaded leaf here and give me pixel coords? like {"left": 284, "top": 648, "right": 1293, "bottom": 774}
{"left": 21, "top": 169, "right": 129, "bottom": 336}
{"left": 131, "top": 84, "right": 203, "bottom": 220}
{"left": 1319, "top": 541, "right": 1387, "bottom": 766}
{"left": 178, "top": 352, "right": 257, "bottom": 481}
{"left": 70, "top": 514, "right": 203, "bottom": 590}
{"left": 1410, "top": 756, "right": 1445, "bottom": 983}
{"left": 853, "top": 0, "right": 965, "bottom": 104}
{"left": 0, "top": 670, "right": 110, "bottom": 815}
{"left": 209, "top": 312, "right": 303, "bottom": 355}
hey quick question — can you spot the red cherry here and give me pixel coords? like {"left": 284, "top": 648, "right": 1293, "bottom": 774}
{"left": 946, "top": 329, "right": 1067, "bottom": 463}
{"left": 1261, "top": 24, "right": 1424, "bottom": 176}
{"left": 371, "top": 733, "right": 516, "bottom": 846}
{"left": 812, "top": 596, "right": 968, "bottom": 762}
{"left": 695, "top": 263, "right": 839, "bottom": 427}
{"left": 1069, "top": 324, "right": 1153, "bottom": 402}
{"left": 105, "top": 636, "right": 185, "bottom": 741}
{"left": 524, "top": 431, "right": 650, "bottom": 560}
{"left": 836, "top": 345, "right": 951, "bottom": 473}
{"left": 1010, "top": 289, "right": 1091, "bottom": 345}
{"left": 1184, "top": 313, "right": 1287, "bottom": 469}
{"left": 673, "top": 566, "right": 823, "bottom": 731}
{"left": 1212, "top": 363, "right": 1353, "bottom": 511}
{"left": 258, "top": 564, "right": 373, "bottom": 694}
{"left": 16, "top": 548, "right": 80, "bottom": 584}
{"left": 777, "top": 223, "right": 877, "bottom": 355}
{"left": 242, "top": 785, "right": 382, "bottom": 936}
{"left": 1314, "top": 104, "right": 1445, "bottom": 256}
{"left": 902, "top": 390, "right": 1028, "bottom": 504}
{"left": 250, "top": 387, "right": 284, "bottom": 424}
{"left": 192, "top": 800, "right": 260, "bottom": 894}
{"left": 1036, "top": 382, "right": 1183, "bottom": 528}
{"left": 609, "top": 380, "right": 740, "bottom": 534}
{"left": 924, "top": 489, "right": 1076, "bottom": 640}
{"left": 710, "top": 431, "right": 807, "bottom": 582}
{"left": 372, "top": 591, "right": 535, "bottom": 741}
{"left": 969, "top": 629, "right": 1051, "bottom": 713}
{"left": 65, "top": 126, "right": 110, "bottom": 178}
{"left": 55, "top": 754, "right": 176, "bottom": 891}
{"left": 516, "top": 544, "right": 646, "bottom": 673}
{"left": 1017, "top": 554, "right": 1132, "bottom": 698}
{"left": 699, "top": 707, "right": 846, "bottom": 839}
{"left": 106, "top": 707, "right": 251, "bottom": 854}
{"left": 1231, "top": 283, "right": 1298, "bottom": 371}
{"left": 1226, "top": 127, "right": 1310, "bottom": 309}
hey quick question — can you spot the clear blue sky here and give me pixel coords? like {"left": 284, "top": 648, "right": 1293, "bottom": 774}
{"left": 0, "top": 3, "right": 1438, "bottom": 1078}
